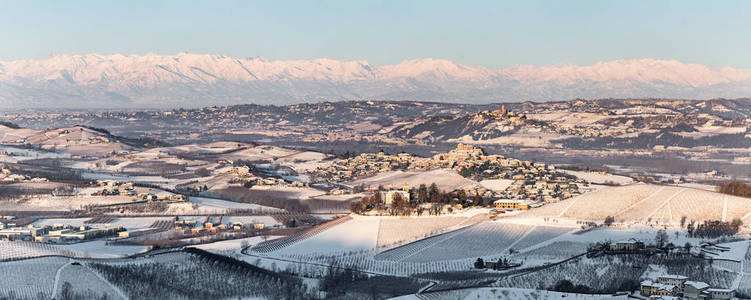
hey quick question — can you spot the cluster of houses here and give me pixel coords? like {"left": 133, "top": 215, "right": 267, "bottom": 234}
{"left": 313, "top": 151, "right": 415, "bottom": 182}
{"left": 92, "top": 180, "right": 186, "bottom": 201}
{"left": 116, "top": 218, "right": 272, "bottom": 239}
{"left": 0, "top": 168, "right": 48, "bottom": 183}
{"left": 92, "top": 180, "right": 136, "bottom": 196}
{"left": 316, "top": 144, "right": 584, "bottom": 210}
{"left": 230, "top": 166, "right": 307, "bottom": 188}
{"left": 641, "top": 274, "right": 734, "bottom": 299}
{"left": 0, "top": 222, "right": 123, "bottom": 244}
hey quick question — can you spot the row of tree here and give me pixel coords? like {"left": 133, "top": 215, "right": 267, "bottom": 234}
{"left": 717, "top": 180, "right": 751, "bottom": 198}
{"left": 688, "top": 219, "right": 742, "bottom": 238}
{"left": 349, "top": 183, "right": 485, "bottom": 215}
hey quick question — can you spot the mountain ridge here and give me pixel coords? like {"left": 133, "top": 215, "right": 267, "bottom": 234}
{"left": 1, "top": 53, "right": 750, "bottom": 108}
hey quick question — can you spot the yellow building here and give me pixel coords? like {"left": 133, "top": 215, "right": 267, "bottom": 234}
{"left": 493, "top": 199, "right": 529, "bottom": 210}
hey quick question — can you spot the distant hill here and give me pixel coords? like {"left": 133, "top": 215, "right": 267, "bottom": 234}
{"left": 0, "top": 124, "right": 160, "bottom": 155}
{"left": 1, "top": 53, "right": 750, "bottom": 108}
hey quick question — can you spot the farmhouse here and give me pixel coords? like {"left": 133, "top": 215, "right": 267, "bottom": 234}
{"left": 381, "top": 190, "right": 410, "bottom": 205}
{"left": 0, "top": 226, "right": 46, "bottom": 239}
{"left": 705, "top": 288, "right": 735, "bottom": 300}
{"left": 493, "top": 199, "right": 530, "bottom": 210}
{"left": 611, "top": 239, "right": 644, "bottom": 252}
{"left": 640, "top": 280, "right": 678, "bottom": 297}
{"left": 658, "top": 275, "right": 688, "bottom": 293}
{"left": 684, "top": 281, "right": 710, "bottom": 299}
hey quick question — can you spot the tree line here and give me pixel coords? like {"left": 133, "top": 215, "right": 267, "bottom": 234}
{"left": 717, "top": 180, "right": 751, "bottom": 198}
{"left": 349, "top": 183, "right": 485, "bottom": 215}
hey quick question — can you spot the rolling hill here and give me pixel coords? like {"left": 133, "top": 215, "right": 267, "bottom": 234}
{"left": 522, "top": 183, "right": 751, "bottom": 223}
{"left": 0, "top": 124, "right": 157, "bottom": 155}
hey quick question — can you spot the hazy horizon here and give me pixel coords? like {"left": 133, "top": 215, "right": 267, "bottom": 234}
{"left": 1, "top": 0, "right": 750, "bottom": 68}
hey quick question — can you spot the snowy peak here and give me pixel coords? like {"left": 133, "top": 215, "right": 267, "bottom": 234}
{"left": 0, "top": 53, "right": 749, "bottom": 108}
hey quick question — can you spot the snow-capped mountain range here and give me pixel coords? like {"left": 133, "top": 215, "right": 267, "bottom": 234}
{"left": 1, "top": 53, "right": 750, "bottom": 108}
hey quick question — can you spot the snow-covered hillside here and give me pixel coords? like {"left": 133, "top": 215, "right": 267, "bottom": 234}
{"left": 1, "top": 53, "right": 750, "bottom": 108}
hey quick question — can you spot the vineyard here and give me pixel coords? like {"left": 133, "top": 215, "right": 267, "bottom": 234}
{"left": 250, "top": 215, "right": 353, "bottom": 253}
{"left": 509, "top": 226, "right": 574, "bottom": 252}
{"left": 400, "top": 222, "right": 532, "bottom": 263}
{"left": 520, "top": 184, "right": 748, "bottom": 223}
{"left": 497, "top": 254, "right": 737, "bottom": 293}
{"left": 0, "top": 256, "right": 67, "bottom": 299}
{"left": 85, "top": 215, "right": 116, "bottom": 224}
{"left": 89, "top": 249, "right": 308, "bottom": 299}
{"left": 375, "top": 216, "right": 467, "bottom": 249}
{"left": 0, "top": 240, "right": 80, "bottom": 261}
{"left": 55, "top": 262, "right": 123, "bottom": 299}
{"left": 524, "top": 184, "right": 661, "bottom": 220}
{"left": 150, "top": 219, "right": 174, "bottom": 230}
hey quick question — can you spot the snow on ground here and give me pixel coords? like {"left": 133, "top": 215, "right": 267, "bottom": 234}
{"left": 479, "top": 179, "right": 514, "bottom": 192}
{"left": 221, "top": 216, "right": 281, "bottom": 227}
{"left": 273, "top": 215, "right": 379, "bottom": 256}
{"left": 450, "top": 128, "right": 570, "bottom": 147}
{"left": 34, "top": 217, "right": 169, "bottom": 230}
{"left": 33, "top": 218, "right": 90, "bottom": 228}
{"left": 55, "top": 241, "right": 148, "bottom": 258}
{"left": 0, "top": 240, "right": 81, "bottom": 260}
{"left": 614, "top": 106, "right": 678, "bottom": 115}
{"left": 702, "top": 240, "right": 750, "bottom": 262}
{"left": 184, "top": 196, "right": 284, "bottom": 214}
{"left": 348, "top": 168, "right": 477, "bottom": 191}
{"left": 192, "top": 236, "right": 280, "bottom": 253}
{"left": 249, "top": 185, "right": 326, "bottom": 199}
{"left": 55, "top": 263, "right": 125, "bottom": 299}
{"left": 521, "top": 183, "right": 749, "bottom": 224}
{"left": 0, "top": 144, "right": 70, "bottom": 161}
{"left": 676, "top": 124, "right": 747, "bottom": 139}
{"left": 528, "top": 112, "right": 613, "bottom": 128}
{"left": 641, "top": 264, "right": 670, "bottom": 280}
{"left": 0, "top": 256, "right": 68, "bottom": 299}
{"left": 560, "top": 169, "right": 633, "bottom": 185}
{"left": 392, "top": 287, "right": 629, "bottom": 299}
{"left": 309, "top": 193, "right": 367, "bottom": 202}
{"left": 0, "top": 195, "right": 139, "bottom": 211}
{"left": 676, "top": 182, "right": 716, "bottom": 191}
{"left": 109, "top": 217, "right": 172, "bottom": 230}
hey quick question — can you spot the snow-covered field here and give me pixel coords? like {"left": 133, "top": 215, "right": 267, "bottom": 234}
{"left": 0, "top": 195, "right": 138, "bottom": 211}
{"left": 33, "top": 217, "right": 90, "bottom": 228}
{"left": 55, "top": 241, "right": 149, "bottom": 258}
{"left": 192, "top": 236, "right": 282, "bottom": 255}
{"left": 55, "top": 262, "right": 125, "bottom": 299}
{"left": 0, "top": 240, "right": 81, "bottom": 261}
{"left": 393, "top": 287, "right": 630, "bottom": 300}
{"left": 560, "top": 169, "right": 633, "bottom": 185}
{"left": 249, "top": 185, "right": 326, "bottom": 199}
{"left": 0, "top": 257, "right": 68, "bottom": 299}
{"left": 34, "top": 216, "right": 172, "bottom": 230}
{"left": 221, "top": 216, "right": 281, "bottom": 227}
{"left": 273, "top": 216, "right": 380, "bottom": 256}
{"left": 185, "top": 196, "right": 284, "bottom": 214}
{"left": 522, "top": 183, "right": 748, "bottom": 224}
{"left": 348, "top": 168, "right": 477, "bottom": 191}
{"left": 376, "top": 216, "right": 470, "bottom": 249}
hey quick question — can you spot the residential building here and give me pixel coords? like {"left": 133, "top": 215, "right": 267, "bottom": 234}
{"left": 683, "top": 281, "right": 710, "bottom": 299}
{"left": 493, "top": 199, "right": 530, "bottom": 210}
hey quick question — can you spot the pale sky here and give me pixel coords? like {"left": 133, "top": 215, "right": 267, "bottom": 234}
{"left": 0, "top": 0, "right": 749, "bottom": 67}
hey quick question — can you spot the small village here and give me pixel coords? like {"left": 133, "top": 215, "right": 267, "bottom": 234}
{"left": 313, "top": 143, "right": 584, "bottom": 208}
